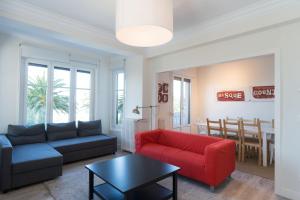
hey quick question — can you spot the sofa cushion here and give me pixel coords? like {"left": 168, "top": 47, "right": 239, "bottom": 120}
{"left": 140, "top": 143, "right": 171, "bottom": 161}
{"left": 158, "top": 130, "right": 222, "bottom": 154}
{"left": 139, "top": 143, "right": 205, "bottom": 179}
{"left": 46, "top": 122, "right": 77, "bottom": 141}
{"left": 77, "top": 120, "right": 102, "bottom": 137}
{"left": 47, "top": 135, "right": 116, "bottom": 153}
{"left": 7, "top": 124, "right": 46, "bottom": 146}
{"left": 12, "top": 143, "right": 63, "bottom": 174}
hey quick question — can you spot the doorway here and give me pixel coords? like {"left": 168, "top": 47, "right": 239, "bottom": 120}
{"left": 156, "top": 54, "right": 276, "bottom": 180}
{"left": 172, "top": 76, "right": 191, "bottom": 132}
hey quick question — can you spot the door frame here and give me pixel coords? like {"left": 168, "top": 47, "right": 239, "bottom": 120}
{"left": 153, "top": 49, "right": 281, "bottom": 194}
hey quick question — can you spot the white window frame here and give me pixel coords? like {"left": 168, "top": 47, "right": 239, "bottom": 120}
{"left": 112, "top": 69, "right": 125, "bottom": 129}
{"left": 21, "top": 58, "right": 95, "bottom": 124}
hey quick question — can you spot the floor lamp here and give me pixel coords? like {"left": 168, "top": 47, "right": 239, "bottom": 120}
{"left": 132, "top": 105, "right": 158, "bottom": 130}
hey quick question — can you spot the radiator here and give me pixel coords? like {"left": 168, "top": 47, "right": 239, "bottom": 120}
{"left": 121, "top": 118, "right": 149, "bottom": 152}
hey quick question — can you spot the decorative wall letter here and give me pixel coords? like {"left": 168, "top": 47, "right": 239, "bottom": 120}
{"left": 158, "top": 83, "right": 169, "bottom": 103}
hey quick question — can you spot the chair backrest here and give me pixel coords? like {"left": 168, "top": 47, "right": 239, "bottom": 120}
{"left": 240, "top": 119, "right": 262, "bottom": 145}
{"left": 239, "top": 117, "right": 257, "bottom": 124}
{"left": 225, "top": 117, "right": 239, "bottom": 123}
{"left": 206, "top": 118, "right": 223, "bottom": 136}
{"left": 260, "top": 119, "right": 275, "bottom": 128}
{"left": 223, "top": 119, "right": 241, "bottom": 139}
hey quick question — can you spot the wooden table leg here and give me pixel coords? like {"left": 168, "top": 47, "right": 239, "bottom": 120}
{"left": 173, "top": 173, "right": 177, "bottom": 200}
{"left": 89, "top": 171, "right": 94, "bottom": 200}
{"left": 262, "top": 132, "right": 267, "bottom": 167}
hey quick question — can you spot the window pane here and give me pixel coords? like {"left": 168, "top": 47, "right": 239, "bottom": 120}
{"left": 182, "top": 79, "right": 191, "bottom": 125}
{"left": 52, "top": 88, "right": 70, "bottom": 123}
{"left": 116, "top": 90, "right": 124, "bottom": 124}
{"left": 26, "top": 63, "right": 48, "bottom": 124}
{"left": 173, "top": 78, "right": 181, "bottom": 128}
{"left": 77, "top": 70, "right": 91, "bottom": 89}
{"left": 76, "top": 70, "right": 91, "bottom": 121}
{"left": 76, "top": 89, "right": 90, "bottom": 121}
{"left": 52, "top": 67, "right": 70, "bottom": 123}
{"left": 54, "top": 67, "right": 70, "bottom": 87}
{"left": 117, "top": 72, "right": 124, "bottom": 90}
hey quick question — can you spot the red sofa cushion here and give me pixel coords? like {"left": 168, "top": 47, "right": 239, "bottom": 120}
{"left": 157, "top": 130, "right": 222, "bottom": 155}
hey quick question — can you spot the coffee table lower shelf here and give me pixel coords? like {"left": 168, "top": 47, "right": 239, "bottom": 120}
{"left": 94, "top": 183, "right": 173, "bottom": 200}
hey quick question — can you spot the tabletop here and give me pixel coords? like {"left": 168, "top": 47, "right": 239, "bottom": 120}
{"left": 85, "top": 154, "right": 179, "bottom": 193}
{"left": 196, "top": 122, "right": 275, "bottom": 134}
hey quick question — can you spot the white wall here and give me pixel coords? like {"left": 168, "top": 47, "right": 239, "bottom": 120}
{"left": 197, "top": 55, "right": 274, "bottom": 121}
{"left": 144, "top": 20, "right": 300, "bottom": 200}
{"left": 124, "top": 55, "right": 144, "bottom": 119}
{"left": 0, "top": 34, "right": 21, "bottom": 132}
{"left": 156, "top": 71, "right": 173, "bottom": 129}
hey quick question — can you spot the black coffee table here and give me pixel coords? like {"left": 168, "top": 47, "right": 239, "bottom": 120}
{"left": 85, "top": 154, "right": 180, "bottom": 200}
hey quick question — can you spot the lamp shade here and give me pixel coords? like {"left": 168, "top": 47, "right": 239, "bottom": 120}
{"left": 116, "top": 0, "right": 173, "bottom": 47}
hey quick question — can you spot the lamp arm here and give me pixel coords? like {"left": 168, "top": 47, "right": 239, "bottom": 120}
{"left": 137, "top": 105, "right": 158, "bottom": 109}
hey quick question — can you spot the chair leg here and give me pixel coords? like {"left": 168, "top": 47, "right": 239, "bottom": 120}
{"left": 238, "top": 144, "right": 241, "bottom": 162}
{"left": 258, "top": 148, "right": 262, "bottom": 166}
{"left": 270, "top": 144, "right": 274, "bottom": 165}
{"left": 210, "top": 186, "right": 215, "bottom": 192}
{"left": 239, "top": 143, "right": 242, "bottom": 162}
{"left": 242, "top": 145, "right": 245, "bottom": 162}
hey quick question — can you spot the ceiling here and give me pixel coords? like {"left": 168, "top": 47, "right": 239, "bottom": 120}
{"left": 22, "top": 0, "right": 264, "bottom": 33}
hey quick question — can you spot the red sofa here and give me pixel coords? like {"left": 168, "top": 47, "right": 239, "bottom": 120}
{"left": 135, "top": 129, "right": 236, "bottom": 189}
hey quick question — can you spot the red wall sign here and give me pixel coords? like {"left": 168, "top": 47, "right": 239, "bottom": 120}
{"left": 217, "top": 91, "right": 245, "bottom": 101}
{"left": 252, "top": 86, "right": 275, "bottom": 99}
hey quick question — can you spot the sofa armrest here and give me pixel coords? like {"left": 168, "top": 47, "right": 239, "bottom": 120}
{"left": 135, "top": 129, "right": 162, "bottom": 152}
{"left": 0, "top": 134, "right": 12, "bottom": 191}
{"left": 204, "top": 140, "right": 236, "bottom": 186}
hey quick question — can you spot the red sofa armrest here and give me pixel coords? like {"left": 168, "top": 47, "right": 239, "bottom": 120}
{"left": 135, "top": 129, "right": 162, "bottom": 152}
{"left": 204, "top": 140, "right": 236, "bottom": 186}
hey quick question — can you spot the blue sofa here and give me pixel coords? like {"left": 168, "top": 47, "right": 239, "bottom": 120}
{"left": 0, "top": 120, "right": 117, "bottom": 192}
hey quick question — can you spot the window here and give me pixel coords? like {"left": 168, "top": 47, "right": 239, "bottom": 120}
{"left": 113, "top": 71, "right": 125, "bottom": 127}
{"left": 23, "top": 60, "right": 94, "bottom": 124}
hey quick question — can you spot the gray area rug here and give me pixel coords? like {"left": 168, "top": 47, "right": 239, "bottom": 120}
{"left": 0, "top": 152, "right": 286, "bottom": 200}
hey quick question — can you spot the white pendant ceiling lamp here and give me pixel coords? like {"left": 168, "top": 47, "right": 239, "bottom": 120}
{"left": 116, "top": 0, "right": 173, "bottom": 47}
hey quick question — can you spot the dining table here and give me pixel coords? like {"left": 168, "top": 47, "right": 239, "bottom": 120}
{"left": 196, "top": 122, "right": 275, "bottom": 167}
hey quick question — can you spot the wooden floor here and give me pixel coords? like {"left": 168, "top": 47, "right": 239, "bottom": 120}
{"left": 0, "top": 152, "right": 288, "bottom": 200}
{"left": 237, "top": 158, "right": 274, "bottom": 180}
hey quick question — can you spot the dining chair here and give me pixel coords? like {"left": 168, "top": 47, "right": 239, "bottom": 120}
{"left": 206, "top": 118, "right": 223, "bottom": 138}
{"left": 241, "top": 119, "right": 263, "bottom": 165}
{"left": 223, "top": 119, "right": 242, "bottom": 161}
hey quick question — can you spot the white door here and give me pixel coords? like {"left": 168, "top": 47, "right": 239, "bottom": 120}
{"left": 172, "top": 76, "right": 191, "bottom": 132}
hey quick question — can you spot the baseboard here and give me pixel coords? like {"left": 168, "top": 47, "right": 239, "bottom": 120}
{"left": 276, "top": 186, "right": 300, "bottom": 200}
